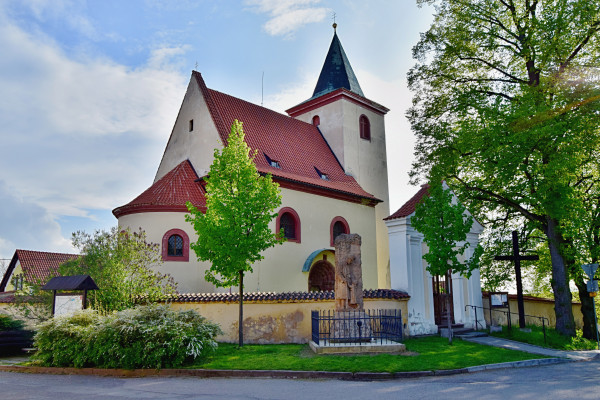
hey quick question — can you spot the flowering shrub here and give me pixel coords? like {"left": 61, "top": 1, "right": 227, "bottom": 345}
{"left": 33, "top": 305, "right": 222, "bottom": 369}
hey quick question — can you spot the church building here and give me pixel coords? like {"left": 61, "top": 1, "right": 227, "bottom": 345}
{"left": 113, "top": 26, "right": 391, "bottom": 295}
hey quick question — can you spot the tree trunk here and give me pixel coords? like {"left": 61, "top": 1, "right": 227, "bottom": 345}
{"left": 446, "top": 293, "right": 453, "bottom": 345}
{"left": 239, "top": 270, "right": 244, "bottom": 348}
{"left": 574, "top": 277, "right": 598, "bottom": 340}
{"left": 546, "top": 217, "right": 576, "bottom": 336}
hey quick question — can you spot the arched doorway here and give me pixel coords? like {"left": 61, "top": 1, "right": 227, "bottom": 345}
{"left": 432, "top": 271, "right": 454, "bottom": 325}
{"left": 308, "top": 260, "right": 335, "bottom": 292}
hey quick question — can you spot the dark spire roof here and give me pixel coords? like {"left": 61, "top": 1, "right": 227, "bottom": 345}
{"left": 312, "top": 31, "right": 364, "bottom": 99}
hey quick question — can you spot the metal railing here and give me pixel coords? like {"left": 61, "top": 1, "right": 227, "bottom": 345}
{"left": 465, "top": 304, "right": 549, "bottom": 344}
{"left": 311, "top": 309, "right": 403, "bottom": 346}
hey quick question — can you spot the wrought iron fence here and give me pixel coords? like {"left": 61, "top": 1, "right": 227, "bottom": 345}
{"left": 311, "top": 309, "right": 403, "bottom": 346}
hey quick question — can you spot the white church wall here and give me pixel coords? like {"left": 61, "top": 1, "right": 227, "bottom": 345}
{"left": 118, "top": 187, "right": 379, "bottom": 294}
{"left": 154, "top": 77, "right": 223, "bottom": 183}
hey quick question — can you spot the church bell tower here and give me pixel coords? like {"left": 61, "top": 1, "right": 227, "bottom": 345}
{"left": 286, "top": 24, "right": 391, "bottom": 288}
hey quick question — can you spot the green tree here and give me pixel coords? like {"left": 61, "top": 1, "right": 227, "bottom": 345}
{"left": 411, "top": 183, "right": 481, "bottom": 343}
{"left": 186, "top": 120, "right": 283, "bottom": 347}
{"left": 60, "top": 227, "right": 177, "bottom": 313}
{"left": 408, "top": 0, "right": 600, "bottom": 336}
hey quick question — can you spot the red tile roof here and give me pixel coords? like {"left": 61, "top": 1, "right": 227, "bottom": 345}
{"left": 384, "top": 184, "right": 430, "bottom": 220}
{"left": 0, "top": 250, "right": 79, "bottom": 291}
{"left": 194, "top": 72, "right": 378, "bottom": 204}
{"left": 113, "top": 160, "right": 206, "bottom": 218}
{"left": 165, "top": 288, "right": 409, "bottom": 303}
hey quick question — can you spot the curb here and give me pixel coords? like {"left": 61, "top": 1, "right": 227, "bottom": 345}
{"left": 0, "top": 357, "right": 576, "bottom": 381}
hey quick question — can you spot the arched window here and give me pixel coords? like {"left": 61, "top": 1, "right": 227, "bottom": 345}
{"left": 162, "top": 229, "right": 190, "bottom": 261}
{"left": 168, "top": 235, "right": 183, "bottom": 256}
{"left": 330, "top": 216, "right": 350, "bottom": 246}
{"left": 276, "top": 207, "right": 301, "bottom": 243}
{"left": 312, "top": 115, "right": 320, "bottom": 126}
{"left": 359, "top": 114, "right": 371, "bottom": 141}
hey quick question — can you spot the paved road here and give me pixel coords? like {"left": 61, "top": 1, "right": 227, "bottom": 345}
{"left": 2, "top": 360, "right": 600, "bottom": 400}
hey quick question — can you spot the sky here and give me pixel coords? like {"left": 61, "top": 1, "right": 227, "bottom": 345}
{"left": 0, "top": 0, "right": 435, "bottom": 264}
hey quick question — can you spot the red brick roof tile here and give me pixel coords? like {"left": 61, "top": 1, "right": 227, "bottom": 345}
{"left": 194, "top": 71, "right": 378, "bottom": 203}
{"left": 113, "top": 160, "right": 206, "bottom": 218}
{"left": 3, "top": 250, "right": 79, "bottom": 288}
{"left": 384, "top": 184, "right": 430, "bottom": 221}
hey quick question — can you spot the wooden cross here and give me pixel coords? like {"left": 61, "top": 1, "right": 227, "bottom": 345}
{"left": 494, "top": 230, "right": 539, "bottom": 329}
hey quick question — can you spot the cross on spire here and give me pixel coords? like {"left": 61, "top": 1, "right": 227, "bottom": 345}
{"left": 332, "top": 12, "right": 337, "bottom": 31}
{"left": 494, "top": 230, "right": 539, "bottom": 329}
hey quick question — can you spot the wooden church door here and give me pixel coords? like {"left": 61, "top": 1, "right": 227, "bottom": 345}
{"left": 432, "top": 271, "right": 454, "bottom": 325}
{"left": 308, "top": 260, "right": 335, "bottom": 292}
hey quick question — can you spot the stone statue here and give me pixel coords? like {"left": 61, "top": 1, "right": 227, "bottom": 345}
{"left": 334, "top": 233, "right": 364, "bottom": 311}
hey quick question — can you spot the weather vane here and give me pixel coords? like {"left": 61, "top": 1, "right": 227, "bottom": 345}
{"left": 195, "top": 61, "right": 198, "bottom": 71}
{"left": 332, "top": 12, "right": 337, "bottom": 31}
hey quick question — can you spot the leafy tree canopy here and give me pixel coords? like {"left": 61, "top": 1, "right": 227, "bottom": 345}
{"left": 186, "top": 120, "right": 283, "bottom": 288}
{"left": 60, "top": 227, "right": 177, "bottom": 313}
{"left": 409, "top": 0, "right": 600, "bottom": 336}
{"left": 411, "top": 183, "right": 481, "bottom": 279}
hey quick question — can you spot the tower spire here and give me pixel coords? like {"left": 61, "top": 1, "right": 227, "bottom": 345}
{"left": 311, "top": 26, "right": 364, "bottom": 99}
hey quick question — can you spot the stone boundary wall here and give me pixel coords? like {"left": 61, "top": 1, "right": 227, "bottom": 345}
{"left": 481, "top": 293, "right": 584, "bottom": 329}
{"left": 170, "top": 297, "right": 409, "bottom": 344}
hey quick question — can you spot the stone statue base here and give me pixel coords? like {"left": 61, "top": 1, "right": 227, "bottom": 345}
{"left": 331, "top": 311, "right": 373, "bottom": 343}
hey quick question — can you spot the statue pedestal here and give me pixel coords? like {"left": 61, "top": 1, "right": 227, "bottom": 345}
{"left": 331, "top": 311, "right": 372, "bottom": 343}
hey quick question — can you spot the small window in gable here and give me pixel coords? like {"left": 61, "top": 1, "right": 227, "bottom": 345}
{"left": 162, "top": 229, "right": 190, "bottom": 261}
{"left": 264, "top": 153, "right": 281, "bottom": 169}
{"left": 189, "top": 119, "right": 194, "bottom": 132}
{"left": 330, "top": 216, "right": 350, "bottom": 246}
{"left": 315, "top": 167, "right": 329, "bottom": 181}
{"left": 312, "top": 115, "right": 320, "bottom": 126}
{"left": 359, "top": 115, "right": 370, "bottom": 141}
{"left": 276, "top": 207, "right": 301, "bottom": 243}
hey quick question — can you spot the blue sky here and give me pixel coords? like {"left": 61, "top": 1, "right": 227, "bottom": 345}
{"left": 0, "top": 0, "right": 434, "bottom": 264}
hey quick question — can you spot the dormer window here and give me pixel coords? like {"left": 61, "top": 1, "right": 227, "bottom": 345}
{"left": 315, "top": 167, "right": 329, "bottom": 181}
{"left": 264, "top": 153, "right": 281, "bottom": 169}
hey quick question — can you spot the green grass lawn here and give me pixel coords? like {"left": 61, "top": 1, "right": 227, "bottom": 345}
{"left": 190, "top": 336, "right": 546, "bottom": 373}
{"left": 489, "top": 325, "right": 597, "bottom": 350}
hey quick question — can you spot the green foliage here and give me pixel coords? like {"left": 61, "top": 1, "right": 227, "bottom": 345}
{"left": 33, "top": 304, "right": 222, "bottom": 369}
{"left": 0, "top": 314, "right": 25, "bottom": 331}
{"left": 60, "top": 227, "right": 177, "bottom": 313}
{"left": 408, "top": 0, "right": 600, "bottom": 336}
{"left": 411, "top": 183, "right": 479, "bottom": 278}
{"left": 186, "top": 120, "right": 283, "bottom": 288}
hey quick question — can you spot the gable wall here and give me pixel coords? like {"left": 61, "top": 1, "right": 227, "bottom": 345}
{"left": 155, "top": 78, "right": 223, "bottom": 182}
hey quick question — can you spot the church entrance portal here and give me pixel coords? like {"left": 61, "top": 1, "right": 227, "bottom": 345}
{"left": 432, "top": 271, "right": 454, "bottom": 326}
{"left": 308, "top": 260, "right": 335, "bottom": 292}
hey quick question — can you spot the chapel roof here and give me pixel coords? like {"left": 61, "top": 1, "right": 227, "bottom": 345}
{"left": 384, "top": 184, "right": 430, "bottom": 220}
{"left": 112, "top": 160, "right": 206, "bottom": 218}
{"left": 0, "top": 249, "right": 79, "bottom": 291}
{"left": 312, "top": 31, "right": 364, "bottom": 99}
{"left": 195, "top": 72, "right": 378, "bottom": 203}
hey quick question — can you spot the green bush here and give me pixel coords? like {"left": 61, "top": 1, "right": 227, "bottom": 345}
{"left": 0, "top": 314, "right": 25, "bottom": 331}
{"left": 33, "top": 304, "right": 222, "bottom": 369}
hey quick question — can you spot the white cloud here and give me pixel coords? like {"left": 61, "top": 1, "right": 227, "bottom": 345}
{"left": 0, "top": 181, "right": 74, "bottom": 259}
{"left": 0, "top": 6, "right": 188, "bottom": 255}
{"left": 245, "top": 0, "right": 329, "bottom": 36}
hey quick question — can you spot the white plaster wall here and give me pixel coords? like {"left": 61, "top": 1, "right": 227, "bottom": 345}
{"left": 117, "top": 187, "right": 379, "bottom": 294}
{"left": 155, "top": 77, "right": 223, "bottom": 182}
